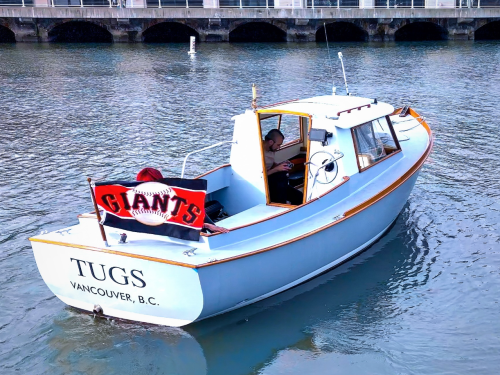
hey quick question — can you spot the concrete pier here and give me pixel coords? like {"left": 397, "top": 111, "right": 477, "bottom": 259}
{"left": 0, "top": 8, "right": 499, "bottom": 42}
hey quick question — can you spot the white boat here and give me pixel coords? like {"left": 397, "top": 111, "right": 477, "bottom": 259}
{"left": 29, "top": 91, "right": 432, "bottom": 327}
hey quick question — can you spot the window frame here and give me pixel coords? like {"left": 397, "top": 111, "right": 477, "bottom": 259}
{"left": 351, "top": 115, "right": 402, "bottom": 173}
{"left": 276, "top": 114, "right": 303, "bottom": 150}
{"left": 257, "top": 110, "right": 312, "bottom": 206}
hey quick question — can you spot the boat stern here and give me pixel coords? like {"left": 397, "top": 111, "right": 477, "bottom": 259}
{"left": 30, "top": 229, "right": 205, "bottom": 327}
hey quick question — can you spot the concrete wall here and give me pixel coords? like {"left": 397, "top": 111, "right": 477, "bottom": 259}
{"left": 0, "top": 8, "right": 498, "bottom": 42}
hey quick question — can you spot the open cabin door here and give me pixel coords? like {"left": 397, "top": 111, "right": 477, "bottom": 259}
{"left": 257, "top": 111, "right": 312, "bottom": 207}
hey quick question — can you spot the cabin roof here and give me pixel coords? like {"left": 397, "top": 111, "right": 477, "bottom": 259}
{"left": 257, "top": 95, "right": 394, "bottom": 129}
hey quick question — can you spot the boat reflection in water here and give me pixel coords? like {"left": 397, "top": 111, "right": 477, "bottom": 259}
{"left": 185, "top": 215, "right": 426, "bottom": 374}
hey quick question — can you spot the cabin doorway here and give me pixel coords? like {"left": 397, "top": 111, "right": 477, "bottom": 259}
{"left": 257, "top": 111, "right": 311, "bottom": 207}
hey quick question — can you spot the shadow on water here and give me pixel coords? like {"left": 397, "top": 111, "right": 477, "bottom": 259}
{"left": 43, "top": 205, "right": 431, "bottom": 375}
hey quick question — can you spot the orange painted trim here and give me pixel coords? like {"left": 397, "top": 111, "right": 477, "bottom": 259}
{"left": 278, "top": 139, "right": 302, "bottom": 150}
{"left": 257, "top": 109, "right": 312, "bottom": 118}
{"left": 257, "top": 113, "right": 272, "bottom": 205}
{"left": 359, "top": 149, "right": 402, "bottom": 173}
{"left": 197, "top": 116, "right": 432, "bottom": 267}
{"left": 277, "top": 113, "right": 304, "bottom": 148}
{"left": 302, "top": 116, "right": 312, "bottom": 204}
{"left": 195, "top": 164, "right": 231, "bottom": 179}
{"left": 259, "top": 112, "right": 312, "bottom": 206}
{"left": 267, "top": 202, "right": 295, "bottom": 209}
{"left": 29, "top": 237, "right": 197, "bottom": 269}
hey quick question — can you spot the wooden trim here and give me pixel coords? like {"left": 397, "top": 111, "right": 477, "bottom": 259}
{"left": 360, "top": 149, "right": 402, "bottom": 173}
{"left": 351, "top": 119, "right": 402, "bottom": 173}
{"left": 278, "top": 139, "right": 301, "bottom": 151}
{"left": 267, "top": 202, "right": 295, "bottom": 209}
{"left": 302, "top": 116, "right": 312, "bottom": 204}
{"left": 386, "top": 115, "right": 402, "bottom": 151}
{"left": 259, "top": 112, "right": 312, "bottom": 206}
{"left": 195, "top": 164, "right": 231, "bottom": 179}
{"left": 277, "top": 114, "right": 304, "bottom": 148}
{"left": 198, "top": 114, "right": 432, "bottom": 267}
{"left": 409, "top": 108, "right": 431, "bottom": 134}
{"left": 257, "top": 112, "right": 271, "bottom": 205}
{"left": 257, "top": 109, "right": 312, "bottom": 118}
{"left": 391, "top": 107, "right": 431, "bottom": 132}
{"left": 29, "top": 238, "right": 197, "bottom": 269}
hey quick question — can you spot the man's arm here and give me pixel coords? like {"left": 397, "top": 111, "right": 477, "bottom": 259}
{"left": 267, "top": 162, "right": 291, "bottom": 176}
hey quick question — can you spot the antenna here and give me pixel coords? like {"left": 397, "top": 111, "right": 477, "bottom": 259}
{"left": 323, "top": 23, "right": 336, "bottom": 95}
{"left": 338, "top": 52, "right": 350, "bottom": 96}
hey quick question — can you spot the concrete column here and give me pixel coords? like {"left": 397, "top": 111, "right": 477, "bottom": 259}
{"left": 198, "top": 28, "right": 229, "bottom": 42}
{"left": 447, "top": 26, "right": 474, "bottom": 39}
{"left": 287, "top": 20, "right": 315, "bottom": 41}
{"left": 110, "top": 28, "right": 132, "bottom": 42}
{"left": 12, "top": 20, "right": 39, "bottom": 42}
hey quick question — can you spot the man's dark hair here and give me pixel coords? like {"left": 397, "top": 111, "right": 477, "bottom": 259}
{"left": 265, "top": 129, "right": 285, "bottom": 142}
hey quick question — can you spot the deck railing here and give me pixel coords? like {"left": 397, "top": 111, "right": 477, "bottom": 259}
{"left": 0, "top": 0, "right": 499, "bottom": 7}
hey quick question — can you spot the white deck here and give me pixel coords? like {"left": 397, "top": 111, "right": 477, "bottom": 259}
{"left": 215, "top": 204, "right": 288, "bottom": 229}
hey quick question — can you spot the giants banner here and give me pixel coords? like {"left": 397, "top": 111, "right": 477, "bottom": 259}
{"left": 93, "top": 178, "right": 207, "bottom": 241}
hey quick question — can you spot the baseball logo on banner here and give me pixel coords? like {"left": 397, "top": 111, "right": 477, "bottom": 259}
{"left": 92, "top": 178, "right": 207, "bottom": 241}
{"left": 128, "top": 182, "right": 177, "bottom": 226}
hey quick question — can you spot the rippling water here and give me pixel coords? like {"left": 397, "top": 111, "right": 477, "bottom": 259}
{"left": 1, "top": 41, "right": 499, "bottom": 375}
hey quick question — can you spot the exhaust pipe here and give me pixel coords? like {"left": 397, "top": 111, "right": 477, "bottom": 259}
{"left": 93, "top": 304, "right": 103, "bottom": 317}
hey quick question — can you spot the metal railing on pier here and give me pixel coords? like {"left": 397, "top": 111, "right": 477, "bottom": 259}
{"left": 0, "top": 0, "right": 498, "bottom": 7}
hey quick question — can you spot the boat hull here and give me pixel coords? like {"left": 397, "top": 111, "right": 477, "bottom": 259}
{"left": 31, "top": 169, "right": 419, "bottom": 326}
{"left": 196, "top": 169, "right": 420, "bottom": 320}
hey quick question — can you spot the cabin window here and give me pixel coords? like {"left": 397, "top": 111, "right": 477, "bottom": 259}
{"left": 352, "top": 116, "right": 400, "bottom": 171}
{"left": 278, "top": 114, "right": 302, "bottom": 147}
{"left": 259, "top": 114, "right": 302, "bottom": 148}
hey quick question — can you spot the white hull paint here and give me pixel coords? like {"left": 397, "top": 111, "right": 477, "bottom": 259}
{"left": 32, "top": 242, "right": 205, "bottom": 326}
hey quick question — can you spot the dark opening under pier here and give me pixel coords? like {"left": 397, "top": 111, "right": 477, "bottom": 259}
{"left": 0, "top": 7, "right": 499, "bottom": 42}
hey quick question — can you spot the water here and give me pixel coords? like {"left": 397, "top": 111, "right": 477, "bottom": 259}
{"left": 1, "top": 41, "right": 499, "bottom": 374}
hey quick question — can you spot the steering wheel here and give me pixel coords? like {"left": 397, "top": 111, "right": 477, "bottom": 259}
{"left": 307, "top": 150, "right": 338, "bottom": 185}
